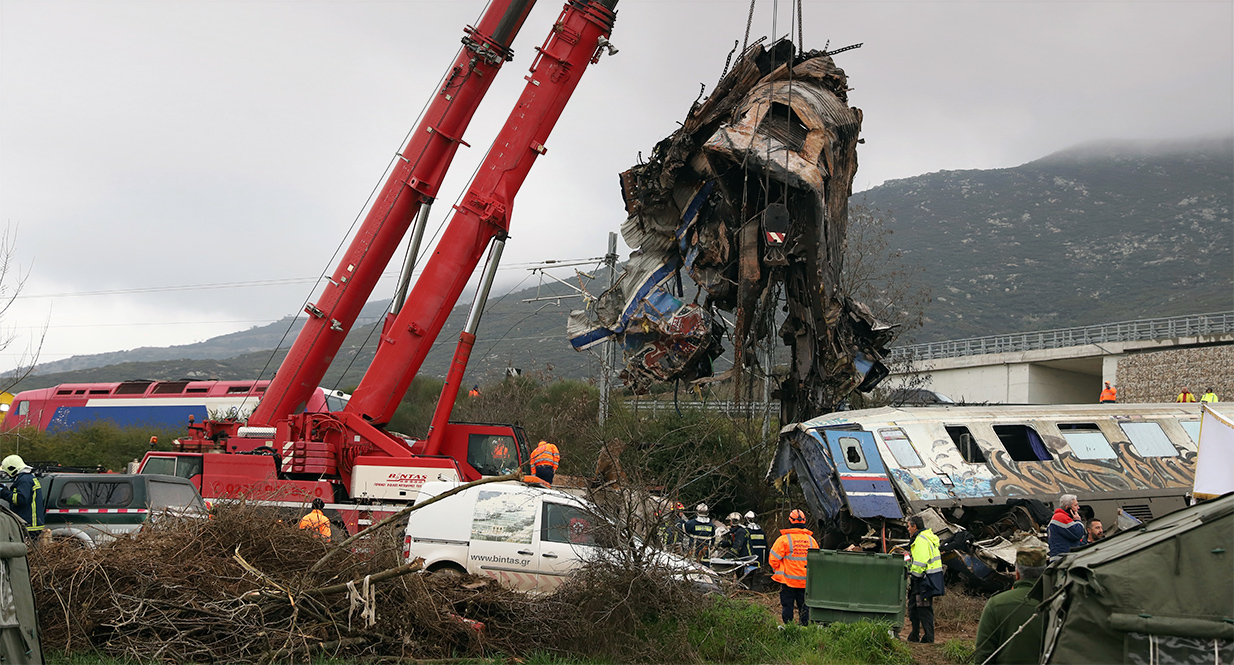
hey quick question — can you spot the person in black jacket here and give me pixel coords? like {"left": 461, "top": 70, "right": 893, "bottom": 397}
{"left": 2, "top": 455, "right": 46, "bottom": 541}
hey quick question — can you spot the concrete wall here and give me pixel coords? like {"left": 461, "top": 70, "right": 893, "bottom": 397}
{"left": 1117, "top": 345, "right": 1234, "bottom": 403}
{"left": 922, "top": 362, "right": 1100, "bottom": 404}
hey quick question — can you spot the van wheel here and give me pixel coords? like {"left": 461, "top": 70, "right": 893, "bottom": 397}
{"left": 427, "top": 563, "right": 466, "bottom": 580}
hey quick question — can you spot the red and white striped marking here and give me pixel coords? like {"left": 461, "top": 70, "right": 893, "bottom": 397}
{"left": 765, "top": 231, "right": 786, "bottom": 244}
{"left": 47, "top": 508, "right": 149, "bottom": 514}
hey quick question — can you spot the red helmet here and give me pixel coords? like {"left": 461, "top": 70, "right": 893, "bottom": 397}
{"left": 789, "top": 509, "right": 807, "bottom": 525}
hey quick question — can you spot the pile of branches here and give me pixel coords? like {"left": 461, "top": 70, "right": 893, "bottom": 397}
{"left": 31, "top": 502, "right": 550, "bottom": 663}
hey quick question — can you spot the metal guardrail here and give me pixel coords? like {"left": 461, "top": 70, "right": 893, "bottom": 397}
{"left": 632, "top": 400, "right": 779, "bottom": 416}
{"left": 890, "top": 311, "right": 1234, "bottom": 362}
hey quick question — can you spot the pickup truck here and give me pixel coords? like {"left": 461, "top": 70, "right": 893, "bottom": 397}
{"left": 9, "top": 473, "right": 207, "bottom": 545}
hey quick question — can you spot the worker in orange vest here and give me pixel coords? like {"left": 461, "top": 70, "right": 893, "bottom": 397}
{"left": 769, "top": 509, "right": 818, "bottom": 626}
{"left": 468, "top": 385, "right": 481, "bottom": 397}
{"left": 298, "top": 498, "right": 331, "bottom": 540}
{"left": 530, "top": 440, "right": 561, "bottom": 486}
{"left": 1099, "top": 381, "right": 1117, "bottom": 404}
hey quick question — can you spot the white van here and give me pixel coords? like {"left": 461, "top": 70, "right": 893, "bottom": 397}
{"left": 401, "top": 481, "right": 716, "bottom": 594}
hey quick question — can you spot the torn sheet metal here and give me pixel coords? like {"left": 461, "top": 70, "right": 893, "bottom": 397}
{"left": 569, "top": 39, "right": 895, "bottom": 421}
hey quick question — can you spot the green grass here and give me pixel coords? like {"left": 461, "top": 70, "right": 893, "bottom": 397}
{"left": 941, "top": 638, "right": 976, "bottom": 665}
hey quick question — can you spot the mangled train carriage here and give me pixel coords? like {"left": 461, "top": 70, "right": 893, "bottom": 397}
{"left": 769, "top": 404, "right": 1203, "bottom": 570}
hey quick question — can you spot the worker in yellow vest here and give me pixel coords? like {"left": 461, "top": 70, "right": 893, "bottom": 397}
{"left": 298, "top": 498, "right": 331, "bottom": 540}
{"left": 1201, "top": 388, "right": 1219, "bottom": 403}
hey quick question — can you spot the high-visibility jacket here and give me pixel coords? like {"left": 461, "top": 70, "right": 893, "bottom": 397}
{"left": 10, "top": 472, "right": 45, "bottom": 533}
{"left": 746, "top": 523, "right": 768, "bottom": 563}
{"left": 493, "top": 442, "right": 510, "bottom": 459}
{"left": 1177, "top": 392, "right": 1196, "bottom": 403}
{"left": 530, "top": 442, "right": 560, "bottom": 470}
{"left": 769, "top": 527, "right": 817, "bottom": 588}
{"left": 908, "top": 528, "right": 943, "bottom": 578}
{"left": 523, "top": 474, "right": 551, "bottom": 487}
{"left": 1201, "top": 392, "right": 1219, "bottom": 403}
{"left": 298, "top": 509, "right": 331, "bottom": 539}
{"left": 1099, "top": 386, "right": 1116, "bottom": 402}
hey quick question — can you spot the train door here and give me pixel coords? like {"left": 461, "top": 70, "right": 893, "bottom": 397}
{"left": 822, "top": 430, "right": 903, "bottom": 519}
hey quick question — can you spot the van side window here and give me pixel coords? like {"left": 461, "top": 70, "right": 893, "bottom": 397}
{"left": 542, "top": 502, "right": 597, "bottom": 546}
{"left": 877, "top": 428, "right": 923, "bottom": 468}
{"left": 1058, "top": 423, "right": 1116, "bottom": 460}
{"left": 1120, "top": 422, "right": 1178, "bottom": 457}
{"left": 837, "top": 437, "right": 868, "bottom": 471}
{"left": 993, "top": 424, "right": 1053, "bottom": 462}
{"left": 945, "top": 425, "right": 986, "bottom": 463}
{"left": 58, "top": 481, "right": 133, "bottom": 508}
{"left": 467, "top": 434, "right": 520, "bottom": 477}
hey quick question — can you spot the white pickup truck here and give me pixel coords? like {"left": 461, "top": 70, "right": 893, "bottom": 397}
{"left": 401, "top": 481, "right": 716, "bottom": 594}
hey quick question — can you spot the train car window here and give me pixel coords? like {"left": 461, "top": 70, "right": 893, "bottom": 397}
{"left": 115, "top": 381, "right": 153, "bottom": 395}
{"left": 186, "top": 388, "right": 209, "bottom": 394}
{"left": 877, "top": 428, "right": 923, "bottom": 468}
{"left": 16, "top": 401, "right": 28, "bottom": 416}
{"left": 838, "top": 437, "right": 868, "bottom": 471}
{"left": 993, "top": 424, "right": 1053, "bottom": 462}
{"left": 55, "top": 390, "right": 72, "bottom": 396}
{"left": 1059, "top": 423, "right": 1116, "bottom": 460}
{"left": 152, "top": 382, "right": 188, "bottom": 395}
{"left": 226, "top": 385, "right": 255, "bottom": 394}
{"left": 1180, "top": 421, "right": 1201, "bottom": 446}
{"left": 88, "top": 389, "right": 110, "bottom": 395}
{"left": 1120, "top": 422, "right": 1178, "bottom": 457}
{"left": 73, "top": 390, "right": 85, "bottom": 395}
{"left": 945, "top": 425, "right": 986, "bottom": 463}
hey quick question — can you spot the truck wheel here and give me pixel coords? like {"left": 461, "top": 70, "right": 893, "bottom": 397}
{"left": 427, "top": 562, "right": 466, "bottom": 579}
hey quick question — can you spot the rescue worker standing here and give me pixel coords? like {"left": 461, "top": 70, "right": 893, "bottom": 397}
{"left": 683, "top": 504, "right": 715, "bottom": 559}
{"left": 1176, "top": 387, "right": 1197, "bottom": 403}
{"left": 530, "top": 440, "right": 560, "bottom": 486}
{"left": 745, "top": 510, "right": 768, "bottom": 565}
{"left": 974, "top": 548, "right": 1047, "bottom": 664}
{"left": 298, "top": 498, "right": 331, "bottom": 540}
{"left": 769, "top": 509, "right": 818, "bottom": 626}
{"left": 655, "top": 502, "right": 685, "bottom": 553}
{"left": 1201, "top": 388, "right": 1219, "bottom": 403}
{"left": 1099, "top": 381, "right": 1117, "bottom": 403}
{"left": 906, "top": 515, "right": 944, "bottom": 643}
{"left": 2, "top": 455, "right": 45, "bottom": 542}
{"left": 720, "top": 512, "right": 751, "bottom": 557}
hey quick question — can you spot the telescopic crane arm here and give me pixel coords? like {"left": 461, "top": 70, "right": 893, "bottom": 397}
{"left": 346, "top": 0, "right": 620, "bottom": 429}
{"left": 250, "top": 0, "right": 539, "bottom": 427}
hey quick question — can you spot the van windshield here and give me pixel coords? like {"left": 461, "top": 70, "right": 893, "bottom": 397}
{"left": 147, "top": 480, "right": 206, "bottom": 512}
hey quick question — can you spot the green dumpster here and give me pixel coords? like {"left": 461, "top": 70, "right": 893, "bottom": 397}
{"left": 804, "top": 549, "right": 907, "bottom": 630}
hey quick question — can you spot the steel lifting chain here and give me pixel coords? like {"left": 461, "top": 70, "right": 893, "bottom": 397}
{"left": 797, "top": 0, "right": 803, "bottom": 51}
{"left": 742, "top": 0, "right": 757, "bottom": 53}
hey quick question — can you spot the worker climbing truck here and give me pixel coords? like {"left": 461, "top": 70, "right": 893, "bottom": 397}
{"left": 138, "top": 0, "right": 621, "bottom": 535}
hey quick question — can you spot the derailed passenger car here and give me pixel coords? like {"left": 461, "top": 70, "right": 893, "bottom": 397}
{"left": 769, "top": 404, "right": 1203, "bottom": 583}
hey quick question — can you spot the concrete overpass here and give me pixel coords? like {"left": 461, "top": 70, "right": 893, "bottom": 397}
{"left": 888, "top": 312, "right": 1234, "bottom": 404}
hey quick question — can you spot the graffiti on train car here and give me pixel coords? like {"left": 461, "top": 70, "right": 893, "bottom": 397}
{"left": 984, "top": 442, "right": 1196, "bottom": 497}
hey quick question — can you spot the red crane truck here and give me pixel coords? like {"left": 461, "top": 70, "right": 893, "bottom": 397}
{"left": 138, "top": 0, "right": 620, "bottom": 534}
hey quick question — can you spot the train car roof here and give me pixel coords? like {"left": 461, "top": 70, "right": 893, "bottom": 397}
{"left": 785, "top": 403, "right": 1210, "bottom": 433}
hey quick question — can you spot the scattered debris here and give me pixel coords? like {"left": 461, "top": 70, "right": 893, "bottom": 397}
{"left": 569, "top": 38, "right": 895, "bottom": 422}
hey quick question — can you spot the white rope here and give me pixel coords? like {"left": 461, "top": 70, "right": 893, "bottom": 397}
{"left": 346, "top": 575, "right": 377, "bottom": 629}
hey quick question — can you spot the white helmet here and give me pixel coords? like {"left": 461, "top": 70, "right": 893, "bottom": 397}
{"left": 1, "top": 455, "right": 25, "bottom": 477}
{"left": 744, "top": 510, "right": 756, "bottom": 520}
{"left": 696, "top": 503, "right": 709, "bottom": 516}
{"left": 727, "top": 512, "right": 742, "bottom": 523}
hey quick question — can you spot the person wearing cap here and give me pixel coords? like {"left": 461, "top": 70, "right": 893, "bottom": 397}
{"left": 1, "top": 455, "right": 45, "bottom": 541}
{"left": 974, "top": 547, "right": 1047, "bottom": 664}
{"left": 769, "top": 509, "right": 818, "bottom": 625}
{"left": 744, "top": 511, "right": 768, "bottom": 566}
{"left": 683, "top": 504, "right": 715, "bottom": 559}
{"left": 906, "top": 515, "right": 944, "bottom": 643}
{"left": 530, "top": 440, "right": 561, "bottom": 486}
{"left": 1099, "top": 381, "right": 1117, "bottom": 403}
{"left": 298, "top": 497, "right": 331, "bottom": 540}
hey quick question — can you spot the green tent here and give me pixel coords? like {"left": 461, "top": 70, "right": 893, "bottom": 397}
{"left": 1036, "top": 493, "right": 1233, "bottom": 664}
{"left": 0, "top": 507, "right": 42, "bottom": 664}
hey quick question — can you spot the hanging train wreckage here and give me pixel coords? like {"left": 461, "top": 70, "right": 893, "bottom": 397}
{"left": 567, "top": 38, "right": 895, "bottom": 425}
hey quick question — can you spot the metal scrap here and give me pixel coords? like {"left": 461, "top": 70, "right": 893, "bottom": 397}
{"left": 568, "top": 39, "right": 895, "bottom": 421}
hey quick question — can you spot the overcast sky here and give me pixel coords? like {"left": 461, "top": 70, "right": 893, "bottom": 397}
{"left": 1, "top": 0, "right": 1231, "bottom": 375}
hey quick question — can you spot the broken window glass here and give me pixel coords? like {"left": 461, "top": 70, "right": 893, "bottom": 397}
{"left": 946, "top": 425, "right": 986, "bottom": 464}
{"left": 878, "top": 427, "right": 923, "bottom": 468}
{"left": 1120, "top": 422, "right": 1178, "bottom": 457}
{"left": 993, "top": 424, "right": 1053, "bottom": 462}
{"left": 838, "top": 437, "right": 868, "bottom": 471}
{"left": 1059, "top": 423, "right": 1116, "bottom": 460}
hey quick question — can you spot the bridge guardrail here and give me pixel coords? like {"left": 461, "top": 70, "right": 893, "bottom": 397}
{"left": 890, "top": 311, "right": 1234, "bottom": 362}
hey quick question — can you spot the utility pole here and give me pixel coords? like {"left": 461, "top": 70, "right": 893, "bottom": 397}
{"left": 598, "top": 231, "right": 618, "bottom": 425}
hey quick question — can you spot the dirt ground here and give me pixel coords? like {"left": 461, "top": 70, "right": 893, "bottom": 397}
{"left": 742, "top": 586, "right": 986, "bottom": 665}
